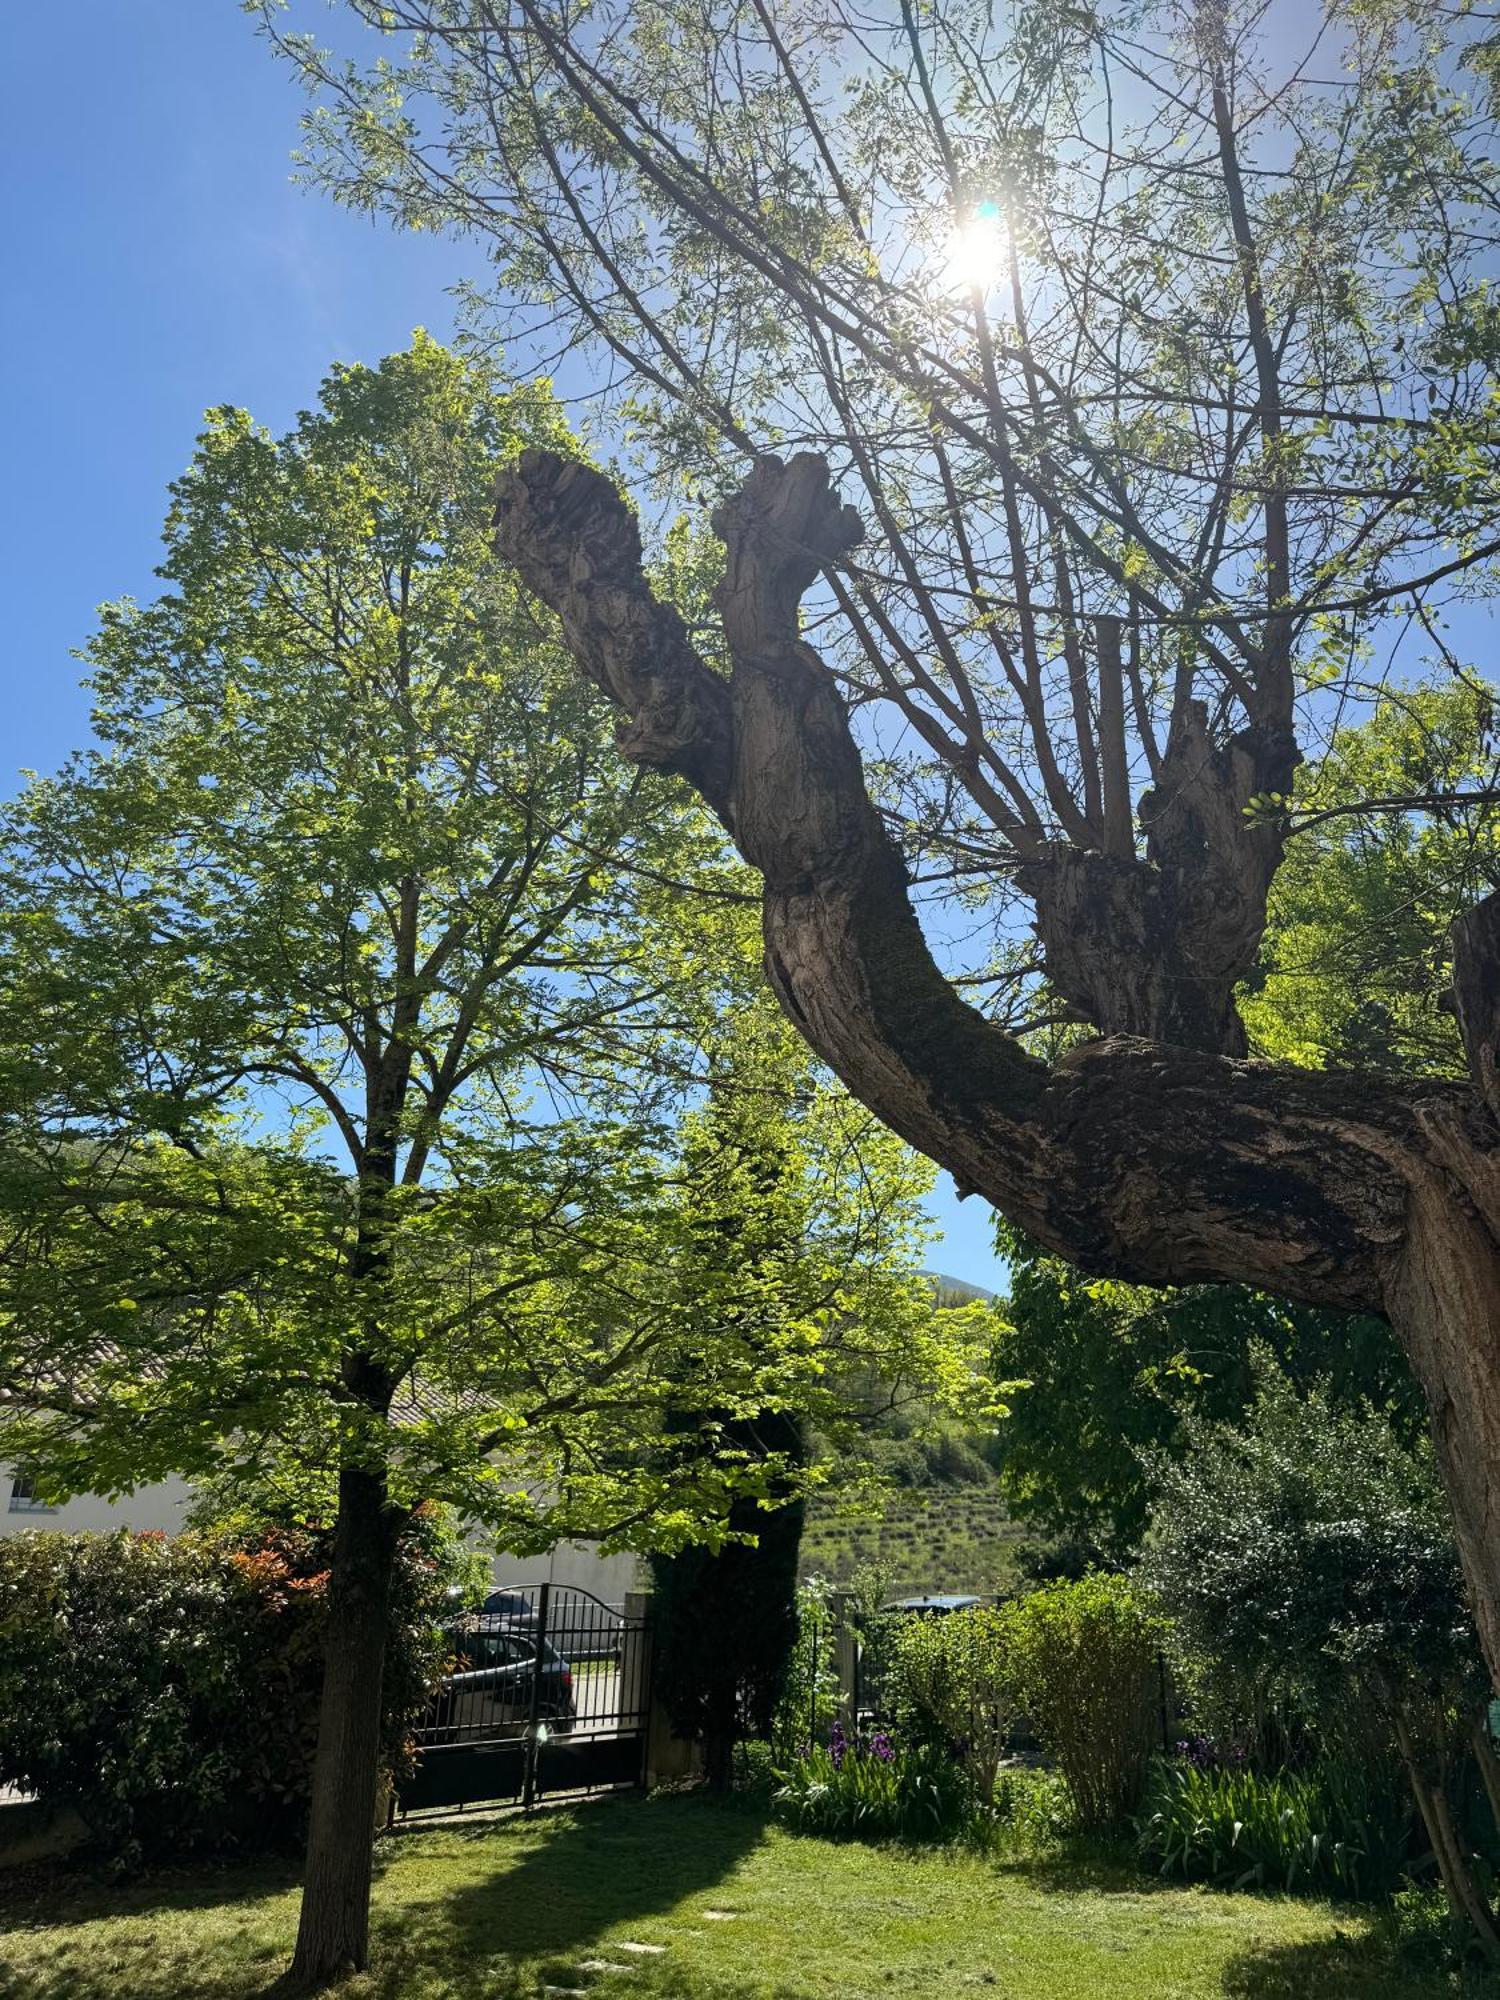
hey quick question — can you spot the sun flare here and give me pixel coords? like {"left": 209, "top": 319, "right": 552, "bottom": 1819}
{"left": 946, "top": 200, "right": 1007, "bottom": 293}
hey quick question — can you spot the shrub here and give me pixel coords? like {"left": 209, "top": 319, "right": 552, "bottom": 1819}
{"left": 0, "top": 1512, "right": 465, "bottom": 1865}
{"left": 889, "top": 1605, "right": 1012, "bottom": 1796}
{"left": 1387, "top": 1882, "right": 1469, "bottom": 1970}
{"left": 1143, "top": 1359, "right": 1500, "bottom": 1949}
{"left": 999, "top": 1572, "right": 1165, "bottom": 1829}
{"left": 771, "top": 1724, "right": 973, "bottom": 1842}
{"left": 1138, "top": 1755, "right": 1414, "bottom": 1898}
{"left": 991, "top": 1766, "right": 1073, "bottom": 1850}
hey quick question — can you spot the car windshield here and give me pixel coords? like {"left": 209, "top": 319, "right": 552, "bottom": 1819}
{"left": 453, "top": 1627, "right": 527, "bottom": 1672}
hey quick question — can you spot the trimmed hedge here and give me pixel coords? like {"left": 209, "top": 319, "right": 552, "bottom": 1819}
{"left": 0, "top": 1512, "right": 462, "bottom": 1864}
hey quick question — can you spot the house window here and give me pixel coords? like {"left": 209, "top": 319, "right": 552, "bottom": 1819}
{"left": 7, "top": 1469, "right": 56, "bottom": 1514}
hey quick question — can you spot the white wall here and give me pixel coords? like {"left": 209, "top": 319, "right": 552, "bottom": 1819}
{"left": 0, "top": 1465, "right": 194, "bottom": 1538}
{"left": 488, "top": 1539, "right": 640, "bottom": 1606}
{"left": 0, "top": 1465, "right": 639, "bottom": 1603}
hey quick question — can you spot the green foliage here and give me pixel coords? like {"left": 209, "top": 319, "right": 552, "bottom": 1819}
{"left": 1244, "top": 680, "right": 1500, "bottom": 1077}
{"left": 1142, "top": 1359, "right": 1483, "bottom": 1734}
{"left": 889, "top": 1606, "right": 1012, "bottom": 1795}
{"left": 771, "top": 1735, "right": 974, "bottom": 1843}
{"left": 0, "top": 1514, "right": 463, "bottom": 1865}
{"left": 770, "top": 1577, "right": 842, "bottom": 1759}
{"left": 1388, "top": 1882, "right": 1472, "bottom": 1973}
{"left": 648, "top": 1016, "right": 983, "bottom": 1771}
{"left": 991, "top": 1237, "right": 1417, "bottom": 1555}
{"left": 991, "top": 1766, "right": 1074, "bottom": 1851}
{"left": 0, "top": 335, "right": 978, "bottom": 1560}
{"left": 1139, "top": 1757, "right": 1414, "bottom": 1900}
{"left": 1143, "top": 1359, "right": 1500, "bottom": 1954}
{"left": 999, "top": 1574, "right": 1166, "bottom": 1830}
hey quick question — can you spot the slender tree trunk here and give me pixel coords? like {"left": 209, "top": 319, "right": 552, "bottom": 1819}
{"left": 285, "top": 1465, "right": 402, "bottom": 1993}
{"left": 1392, "top": 1709, "right": 1500, "bottom": 1959}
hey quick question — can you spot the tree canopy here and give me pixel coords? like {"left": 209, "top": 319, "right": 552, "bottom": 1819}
{"left": 0, "top": 336, "right": 770, "bottom": 1542}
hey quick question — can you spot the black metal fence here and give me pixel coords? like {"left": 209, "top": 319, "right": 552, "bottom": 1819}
{"left": 395, "top": 1583, "right": 652, "bottom": 1818}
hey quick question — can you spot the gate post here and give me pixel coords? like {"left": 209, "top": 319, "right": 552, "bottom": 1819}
{"left": 624, "top": 1589, "right": 702, "bottom": 1787}
{"left": 521, "top": 1580, "right": 551, "bottom": 1811}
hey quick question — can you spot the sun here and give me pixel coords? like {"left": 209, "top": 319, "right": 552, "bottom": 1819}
{"left": 946, "top": 200, "right": 1007, "bottom": 294}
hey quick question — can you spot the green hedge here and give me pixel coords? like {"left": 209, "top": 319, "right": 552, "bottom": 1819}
{"left": 0, "top": 1513, "right": 462, "bottom": 1864}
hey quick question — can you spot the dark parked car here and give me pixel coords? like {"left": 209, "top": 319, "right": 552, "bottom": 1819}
{"left": 480, "top": 1584, "right": 625, "bottom": 1666}
{"left": 426, "top": 1616, "right": 576, "bottom": 1742}
{"left": 481, "top": 1587, "right": 538, "bottom": 1622}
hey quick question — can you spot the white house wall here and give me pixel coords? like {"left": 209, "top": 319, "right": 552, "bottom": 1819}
{"left": 0, "top": 1465, "right": 638, "bottom": 1604}
{"left": 0, "top": 1465, "right": 194, "bottom": 1538}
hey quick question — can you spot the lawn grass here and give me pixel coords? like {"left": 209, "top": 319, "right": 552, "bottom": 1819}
{"left": 0, "top": 1792, "right": 1471, "bottom": 1999}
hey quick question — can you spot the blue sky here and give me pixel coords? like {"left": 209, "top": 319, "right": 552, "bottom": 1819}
{"left": 0, "top": 0, "right": 1009, "bottom": 1293}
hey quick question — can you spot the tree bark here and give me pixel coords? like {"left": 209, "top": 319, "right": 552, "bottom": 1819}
{"left": 493, "top": 447, "right": 1500, "bottom": 1690}
{"left": 284, "top": 1465, "right": 402, "bottom": 1992}
{"left": 1016, "top": 701, "right": 1297, "bottom": 1054}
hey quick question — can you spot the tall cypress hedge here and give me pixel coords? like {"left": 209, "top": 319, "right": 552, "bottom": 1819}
{"left": 650, "top": 1410, "right": 806, "bottom": 1789}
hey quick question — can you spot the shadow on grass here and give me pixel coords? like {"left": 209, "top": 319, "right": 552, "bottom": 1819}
{"left": 0, "top": 1793, "right": 766, "bottom": 2000}
{"left": 0, "top": 1847, "right": 302, "bottom": 1930}
{"left": 992, "top": 1843, "right": 1187, "bottom": 1895}
{"left": 1218, "top": 1932, "right": 1476, "bottom": 1999}
{"left": 365, "top": 1792, "right": 767, "bottom": 1994}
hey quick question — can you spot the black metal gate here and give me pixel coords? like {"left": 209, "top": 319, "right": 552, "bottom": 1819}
{"left": 395, "top": 1584, "right": 652, "bottom": 1817}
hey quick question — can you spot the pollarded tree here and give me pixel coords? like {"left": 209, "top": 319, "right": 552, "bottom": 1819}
{"left": 0, "top": 339, "right": 973, "bottom": 1988}
{"left": 261, "top": 2, "right": 1500, "bottom": 1682}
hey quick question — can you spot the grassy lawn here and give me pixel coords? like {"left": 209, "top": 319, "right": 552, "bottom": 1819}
{"left": 0, "top": 1792, "right": 1470, "bottom": 1999}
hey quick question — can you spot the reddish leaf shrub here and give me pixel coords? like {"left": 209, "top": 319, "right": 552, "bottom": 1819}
{"left": 0, "top": 1511, "right": 462, "bottom": 1865}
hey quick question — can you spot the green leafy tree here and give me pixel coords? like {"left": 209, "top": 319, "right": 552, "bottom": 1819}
{"left": 992, "top": 1246, "right": 1419, "bottom": 1556}
{"left": 0, "top": 339, "right": 957, "bottom": 1986}
{"left": 1244, "top": 678, "right": 1500, "bottom": 1075}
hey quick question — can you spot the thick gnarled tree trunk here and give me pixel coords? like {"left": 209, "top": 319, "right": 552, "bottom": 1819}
{"left": 494, "top": 447, "right": 1500, "bottom": 1688}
